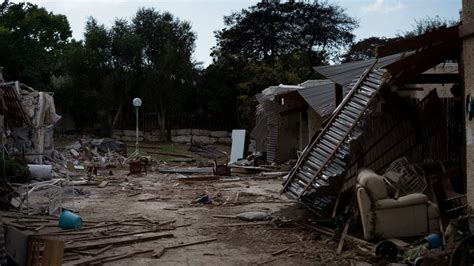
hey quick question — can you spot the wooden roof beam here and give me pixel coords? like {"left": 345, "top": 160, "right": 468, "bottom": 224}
{"left": 376, "top": 23, "right": 474, "bottom": 58}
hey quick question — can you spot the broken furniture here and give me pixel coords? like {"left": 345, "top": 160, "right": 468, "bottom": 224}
{"left": 356, "top": 169, "right": 440, "bottom": 240}
{"left": 27, "top": 237, "right": 64, "bottom": 266}
{"left": 383, "top": 157, "right": 427, "bottom": 196}
{"left": 14, "top": 179, "right": 62, "bottom": 215}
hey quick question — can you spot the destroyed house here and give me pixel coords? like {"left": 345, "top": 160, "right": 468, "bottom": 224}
{"left": 0, "top": 79, "right": 61, "bottom": 164}
{"left": 251, "top": 80, "right": 339, "bottom": 164}
{"left": 282, "top": 24, "right": 469, "bottom": 223}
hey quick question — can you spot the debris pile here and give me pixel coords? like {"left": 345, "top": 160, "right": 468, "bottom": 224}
{"left": 46, "top": 137, "right": 128, "bottom": 178}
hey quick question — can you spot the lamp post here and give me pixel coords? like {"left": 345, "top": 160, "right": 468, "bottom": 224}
{"left": 132, "top": 97, "right": 142, "bottom": 155}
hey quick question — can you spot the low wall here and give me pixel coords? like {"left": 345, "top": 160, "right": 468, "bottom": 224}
{"left": 112, "top": 129, "right": 232, "bottom": 145}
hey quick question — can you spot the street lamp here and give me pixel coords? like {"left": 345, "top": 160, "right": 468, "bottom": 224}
{"left": 132, "top": 97, "right": 142, "bottom": 156}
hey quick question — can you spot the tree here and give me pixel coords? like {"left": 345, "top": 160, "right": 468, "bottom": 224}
{"left": 0, "top": 2, "right": 71, "bottom": 89}
{"left": 402, "top": 15, "right": 458, "bottom": 38}
{"left": 133, "top": 8, "right": 197, "bottom": 131}
{"left": 59, "top": 9, "right": 198, "bottom": 135}
{"left": 214, "top": 1, "right": 357, "bottom": 78}
{"left": 205, "top": 0, "right": 357, "bottom": 128}
{"left": 342, "top": 37, "right": 394, "bottom": 63}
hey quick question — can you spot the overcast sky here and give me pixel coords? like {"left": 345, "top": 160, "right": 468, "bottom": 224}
{"left": 20, "top": 0, "right": 462, "bottom": 66}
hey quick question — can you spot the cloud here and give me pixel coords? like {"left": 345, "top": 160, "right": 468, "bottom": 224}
{"left": 361, "top": 0, "right": 406, "bottom": 14}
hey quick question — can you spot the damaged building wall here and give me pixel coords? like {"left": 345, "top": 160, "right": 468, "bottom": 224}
{"left": 0, "top": 82, "right": 61, "bottom": 164}
{"left": 252, "top": 81, "right": 335, "bottom": 164}
{"left": 462, "top": 0, "right": 474, "bottom": 210}
{"left": 277, "top": 112, "right": 300, "bottom": 162}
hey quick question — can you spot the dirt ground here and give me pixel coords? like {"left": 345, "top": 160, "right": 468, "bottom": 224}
{"left": 53, "top": 168, "right": 370, "bottom": 265}
{"left": 4, "top": 141, "right": 373, "bottom": 265}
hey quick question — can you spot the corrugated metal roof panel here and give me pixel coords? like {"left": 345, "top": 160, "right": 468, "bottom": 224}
{"left": 314, "top": 53, "right": 409, "bottom": 87}
{"left": 297, "top": 81, "right": 336, "bottom": 119}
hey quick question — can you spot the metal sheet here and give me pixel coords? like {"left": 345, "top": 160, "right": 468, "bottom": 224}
{"left": 297, "top": 81, "right": 336, "bottom": 119}
{"left": 282, "top": 67, "right": 387, "bottom": 217}
{"left": 314, "top": 53, "right": 411, "bottom": 87}
{"left": 230, "top": 129, "right": 247, "bottom": 163}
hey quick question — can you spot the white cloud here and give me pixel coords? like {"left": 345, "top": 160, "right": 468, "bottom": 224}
{"left": 361, "top": 0, "right": 406, "bottom": 14}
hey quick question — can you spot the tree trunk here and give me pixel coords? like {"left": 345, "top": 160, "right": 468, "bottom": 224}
{"left": 111, "top": 102, "right": 123, "bottom": 129}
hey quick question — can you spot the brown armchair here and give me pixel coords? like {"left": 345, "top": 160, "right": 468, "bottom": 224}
{"left": 356, "top": 169, "right": 440, "bottom": 240}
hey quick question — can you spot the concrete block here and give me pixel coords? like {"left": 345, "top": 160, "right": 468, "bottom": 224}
{"left": 192, "top": 129, "right": 211, "bottom": 136}
{"left": 123, "top": 130, "right": 144, "bottom": 137}
{"left": 171, "top": 135, "right": 192, "bottom": 143}
{"left": 192, "top": 136, "right": 216, "bottom": 144}
{"left": 151, "top": 129, "right": 162, "bottom": 136}
{"left": 210, "top": 131, "right": 228, "bottom": 138}
{"left": 122, "top": 136, "right": 143, "bottom": 142}
{"left": 217, "top": 137, "right": 232, "bottom": 144}
{"left": 112, "top": 129, "right": 123, "bottom": 136}
{"left": 171, "top": 129, "right": 192, "bottom": 136}
{"left": 144, "top": 134, "right": 162, "bottom": 142}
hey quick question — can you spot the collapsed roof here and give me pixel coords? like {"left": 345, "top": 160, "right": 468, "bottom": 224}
{"left": 0, "top": 81, "right": 61, "bottom": 163}
{"left": 282, "top": 23, "right": 470, "bottom": 218}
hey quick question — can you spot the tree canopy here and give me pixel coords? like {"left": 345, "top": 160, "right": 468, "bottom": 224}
{"left": 0, "top": 2, "right": 71, "bottom": 88}
{"left": 207, "top": 0, "right": 357, "bottom": 128}
{"left": 214, "top": 0, "right": 357, "bottom": 78}
{"left": 57, "top": 9, "right": 197, "bottom": 134}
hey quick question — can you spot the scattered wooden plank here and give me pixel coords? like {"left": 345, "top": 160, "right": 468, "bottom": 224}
{"left": 234, "top": 192, "right": 240, "bottom": 204}
{"left": 218, "top": 221, "right": 271, "bottom": 227}
{"left": 166, "top": 238, "right": 217, "bottom": 249}
{"left": 163, "top": 208, "right": 179, "bottom": 211}
{"left": 64, "top": 232, "right": 174, "bottom": 251}
{"left": 140, "top": 216, "right": 156, "bottom": 224}
{"left": 150, "top": 238, "right": 217, "bottom": 260}
{"left": 158, "top": 220, "right": 176, "bottom": 227}
{"left": 138, "top": 195, "right": 161, "bottom": 201}
{"left": 98, "top": 181, "right": 109, "bottom": 188}
{"left": 69, "top": 250, "right": 95, "bottom": 256}
{"left": 73, "top": 229, "right": 156, "bottom": 243}
{"left": 127, "top": 192, "right": 142, "bottom": 197}
{"left": 73, "top": 252, "right": 129, "bottom": 266}
{"left": 175, "top": 223, "right": 192, "bottom": 228}
{"left": 147, "top": 151, "right": 193, "bottom": 158}
{"left": 34, "top": 225, "right": 46, "bottom": 231}
{"left": 296, "top": 222, "right": 374, "bottom": 250}
{"left": 212, "top": 215, "right": 238, "bottom": 219}
{"left": 62, "top": 253, "right": 81, "bottom": 262}
{"left": 4, "top": 221, "right": 27, "bottom": 230}
{"left": 271, "top": 247, "right": 288, "bottom": 256}
{"left": 178, "top": 175, "right": 220, "bottom": 182}
{"left": 337, "top": 219, "right": 351, "bottom": 254}
{"left": 93, "top": 244, "right": 114, "bottom": 256}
